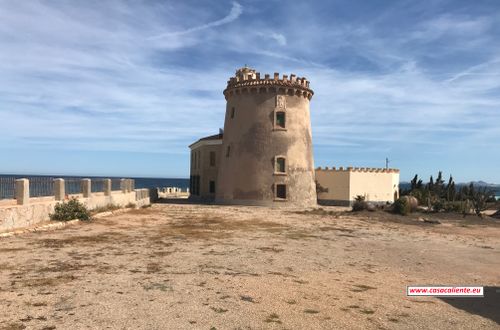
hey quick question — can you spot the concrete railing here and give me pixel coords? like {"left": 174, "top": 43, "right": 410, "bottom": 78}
{"left": 1, "top": 178, "right": 155, "bottom": 232}
{"left": 13, "top": 178, "right": 135, "bottom": 205}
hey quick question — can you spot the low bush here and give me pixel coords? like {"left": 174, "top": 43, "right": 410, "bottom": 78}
{"left": 352, "top": 195, "right": 368, "bottom": 212}
{"left": 442, "top": 201, "right": 464, "bottom": 213}
{"left": 432, "top": 199, "right": 445, "bottom": 212}
{"left": 393, "top": 197, "right": 411, "bottom": 216}
{"left": 50, "top": 199, "right": 91, "bottom": 222}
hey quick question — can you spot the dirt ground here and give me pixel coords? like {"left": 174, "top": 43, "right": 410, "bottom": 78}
{"left": 0, "top": 203, "right": 499, "bottom": 330}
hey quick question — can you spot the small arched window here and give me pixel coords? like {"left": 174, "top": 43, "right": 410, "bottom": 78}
{"left": 275, "top": 157, "right": 286, "bottom": 173}
{"left": 231, "top": 107, "right": 235, "bottom": 119}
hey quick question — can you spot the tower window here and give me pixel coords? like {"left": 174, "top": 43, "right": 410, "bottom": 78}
{"left": 231, "top": 107, "right": 235, "bottom": 119}
{"left": 226, "top": 146, "right": 231, "bottom": 157}
{"left": 276, "top": 111, "right": 285, "bottom": 128}
{"left": 275, "top": 157, "right": 286, "bottom": 173}
{"left": 209, "top": 180, "right": 216, "bottom": 194}
{"left": 210, "top": 151, "right": 216, "bottom": 166}
{"left": 275, "top": 184, "right": 287, "bottom": 199}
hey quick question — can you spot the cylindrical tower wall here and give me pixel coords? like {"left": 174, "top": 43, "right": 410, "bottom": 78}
{"left": 216, "top": 71, "right": 316, "bottom": 207}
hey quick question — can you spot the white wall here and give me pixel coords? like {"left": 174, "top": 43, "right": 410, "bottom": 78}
{"left": 316, "top": 168, "right": 399, "bottom": 205}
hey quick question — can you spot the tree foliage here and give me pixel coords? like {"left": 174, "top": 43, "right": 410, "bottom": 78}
{"left": 400, "top": 172, "right": 494, "bottom": 217}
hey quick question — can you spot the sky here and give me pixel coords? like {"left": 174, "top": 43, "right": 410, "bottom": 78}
{"left": 0, "top": 0, "right": 499, "bottom": 182}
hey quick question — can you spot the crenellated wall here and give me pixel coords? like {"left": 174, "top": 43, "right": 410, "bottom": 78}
{"left": 316, "top": 166, "right": 400, "bottom": 206}
{"left": 316, "top": 166, "right": 400, "bottom": 173}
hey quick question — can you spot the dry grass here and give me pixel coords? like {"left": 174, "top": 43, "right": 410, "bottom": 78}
{"left": 16, "top": 274, "right": 77, "bottom": 288}
{"left": 0, "top": 247, "right": 26, "bottom": 253}
{"left": 37, "top": 260, "right": 88, "bottom": 273}
{"left": 147, "top": 216, "right": 289, "bottom": 241}
{"left": 36, "top": 232, "right": 130, "bottom": 248}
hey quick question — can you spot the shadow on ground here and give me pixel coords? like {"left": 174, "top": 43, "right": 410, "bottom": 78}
{"left": 439, "top": 286, "right": 500, "bottom": 325}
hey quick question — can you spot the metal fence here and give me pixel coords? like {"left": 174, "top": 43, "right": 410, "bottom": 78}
{"left": 0, "top": 176, "right": 133, "bottom": 200}
{"left": 111, "top": 179, "right": 122, "bottom": 191}
{"left": 64, "top": 179, "right": 81, "bottom": 195}
{"left": 91, "top": 179, "right": 106, "bottom": 193}
{"left": 29, "top": 176, "right": 55, "bottom": 197}
{"left": 0, "top": 177, "right": 16, "bottom": 199}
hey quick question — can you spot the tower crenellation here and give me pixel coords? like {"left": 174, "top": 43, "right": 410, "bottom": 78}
{"left": 224, "top": 67, "right": 314, "bottom": 100}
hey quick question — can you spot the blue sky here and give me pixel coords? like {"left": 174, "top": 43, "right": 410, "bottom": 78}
{"left": 0, "top": 0, "right": 499, "bottom": 182}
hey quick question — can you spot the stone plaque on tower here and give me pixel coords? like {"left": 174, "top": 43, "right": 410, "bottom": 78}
{"left": 276, "top": 95, "right": 286, "bottom": 109}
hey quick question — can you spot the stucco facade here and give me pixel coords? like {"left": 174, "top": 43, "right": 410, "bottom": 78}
{"left": 316, "top": 167, "right": 400, "bottom": 206}
{"left": 189, "top": 133, "right": 223, "bottom": 201}
{"left": 213, "top": 67, "right": 317, "bottom": 207}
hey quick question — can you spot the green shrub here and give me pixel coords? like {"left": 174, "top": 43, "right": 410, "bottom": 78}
{"left": 50, "top": 199, "right": 91, "bottom": 221}
{"left": 352, "top": 195, "right": 368, "bottom": 212}
{"left": 393, "top": 197, "right": 411, "bottom": 215}
{"left": 432, "top": 199, "right": 444, "bottom": 212}
{"left": 443, "top": 201, "right": 462, "bottom": 213}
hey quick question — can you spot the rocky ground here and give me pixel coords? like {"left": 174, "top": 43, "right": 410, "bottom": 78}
{"left": 0, "top": 203, "right": 499, "bottom": 329}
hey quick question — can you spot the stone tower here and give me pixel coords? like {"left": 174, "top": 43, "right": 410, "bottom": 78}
{"left": 215, "top": 66, "right": 317, "bottom": 207}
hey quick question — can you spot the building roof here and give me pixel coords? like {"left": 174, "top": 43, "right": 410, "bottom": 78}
{"left": 189, "top": 133, "right": 223, "bottom": 149}
{"left": 198, "top": 133, "right": 223, "bottom": 142}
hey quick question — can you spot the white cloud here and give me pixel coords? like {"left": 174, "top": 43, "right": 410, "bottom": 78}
{"left": 414, "top": 14, "right": 492, "bottom": 40}
{"left": 148, "top": 2, "right": 242, "bottom": 39}
{"left": 256, "top": 32, "right": 287, "bottom": 46}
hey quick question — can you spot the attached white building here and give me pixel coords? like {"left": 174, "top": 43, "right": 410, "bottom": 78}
{"left": 316, "top": 166, "right": 400, "bottom": 206}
